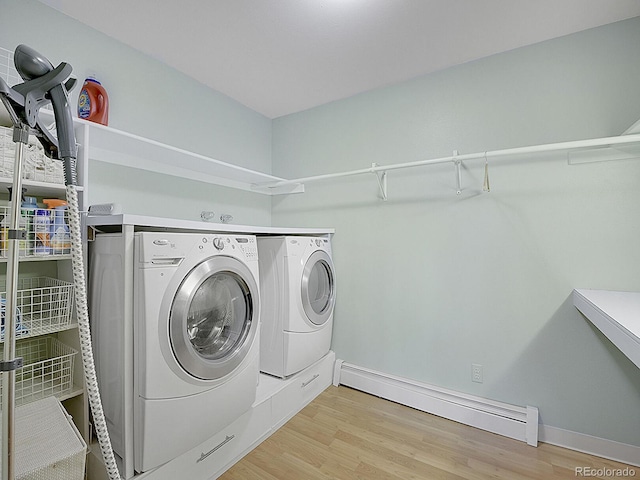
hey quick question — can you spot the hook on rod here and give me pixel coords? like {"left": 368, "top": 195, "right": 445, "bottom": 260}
{"left": 453, "top": 150, "right": 462, "bottom": 195}
{"left": 371, "top": 163, "right": 388, "bottom": 201}
{"left": 483, "top": 152, "right": 491, "bottom": 192}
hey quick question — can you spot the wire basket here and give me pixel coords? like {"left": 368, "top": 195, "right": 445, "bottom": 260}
{"left": 0, "top": 337, "right": 77, "bottom": 406}
{"left": 0, "top": 396, "right": 87, "bottom": 480}
{"left": 1, "top": 277, "right": 74, "bottom": 340}
{"left": 0, "top": 205, "right": 72, "bottom": 258}
{"left": 0, "top": 126, "right": 66, "bottom": 184}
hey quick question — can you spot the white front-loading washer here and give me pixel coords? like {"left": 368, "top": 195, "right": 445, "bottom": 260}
{"left": 90, "top": 231, "right": 260, "bottom": 474}
{"left": 257, "top": 235, "right": 336, "bottom": 377}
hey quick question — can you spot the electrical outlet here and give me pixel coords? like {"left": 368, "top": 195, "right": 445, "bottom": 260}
{"left": 472, "top": 364, "right": 483, "bottom": 383}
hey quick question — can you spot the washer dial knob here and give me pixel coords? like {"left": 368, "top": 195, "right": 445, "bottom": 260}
{"left": 213, "top": 237, "right": 225, "bottom": 250}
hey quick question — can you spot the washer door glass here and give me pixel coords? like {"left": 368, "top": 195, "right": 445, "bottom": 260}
{"left": 301, "top": 250, "right": 335, "bottom": 326}
{"left": 170, "top": 256, "right": 258, "bottom": 380}
{"left": 188, "top": 272, "right": 248, "bottom": 359}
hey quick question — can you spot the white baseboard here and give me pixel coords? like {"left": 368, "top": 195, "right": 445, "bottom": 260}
{"left": 336, "top": 361, "right": 538, "bottom": 446}
{"left": 335, "top": 361, "right": 640, "bottom": 466}
{"left": 540, "top": 425, "right": 640, "bottom": 467}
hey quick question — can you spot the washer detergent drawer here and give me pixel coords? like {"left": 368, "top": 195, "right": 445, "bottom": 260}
{"left": 272, "top": 352, "right": 334, "bottom": 429}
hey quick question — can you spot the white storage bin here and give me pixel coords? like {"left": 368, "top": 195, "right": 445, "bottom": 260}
{"left": 0, "top": 126, "right": 66, "bottom": 185}
{"left": 0, "top": 396, "right": 86, "bottom": 480}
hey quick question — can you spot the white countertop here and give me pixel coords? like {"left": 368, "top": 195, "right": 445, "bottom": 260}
{"left": 573, "top": 289, "right": 640, "bottom": 369}
{"left": 85, "top": 213, "right": 334, "bottom": 235}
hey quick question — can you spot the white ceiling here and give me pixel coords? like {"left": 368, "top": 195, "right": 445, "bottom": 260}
{"left": 37, "top": 0, "right": 640, "bottom": 118}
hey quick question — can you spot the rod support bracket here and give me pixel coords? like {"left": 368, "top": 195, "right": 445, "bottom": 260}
{"left": 371, "top": 163, "right": 388, "bottom": 201}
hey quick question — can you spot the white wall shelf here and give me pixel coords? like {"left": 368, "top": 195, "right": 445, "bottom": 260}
{"left": 573, "top": 289, "right": 640, "bottom": 370}
{"left": 0, "top": 323, "right": 77, "bottom": 345}
{"left": 81, "top": 119, "right": 301, "bottom": 195}
{"left": 0, "top": 178, "right": 82, "bottom": 199}
{"left": 40, "top": 107, "right": 640, "bottom": 200}
{"left": 0, "top": 254, "right": 73, "bottom": 263}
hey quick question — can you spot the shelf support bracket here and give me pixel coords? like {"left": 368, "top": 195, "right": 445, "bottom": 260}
{"left": 250, "top": 182, "right": 305, "bottom": 195}
{"left": 453, "top": 150, "right": 462, "bottom": 195}
{"left": 371, "top": 163, "right": 388, "bottom": 201}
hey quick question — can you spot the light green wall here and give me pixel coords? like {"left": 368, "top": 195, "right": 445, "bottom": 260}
{"left": 0, "top": 0, "right": 272, "bottom": 225}
{"left": 272, "top": 18, "right": 640, "bottom": 446}
{"left": 4, "top": 0, "right": 639, "bottom": 448}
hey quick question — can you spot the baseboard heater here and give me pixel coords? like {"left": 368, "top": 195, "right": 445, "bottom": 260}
{"left": 333, "top": 360, "right": 539, "bottom": 447}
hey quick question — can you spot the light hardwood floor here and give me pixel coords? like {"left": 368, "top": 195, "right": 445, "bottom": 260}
{"left": 220, "top": 385, "right": 637, "bottom": 480}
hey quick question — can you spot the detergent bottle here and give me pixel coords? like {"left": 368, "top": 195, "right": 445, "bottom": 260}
{"left": 44, "top": 199, "right": 71, "bottom": 255}
{"left": 77, "top": 77, "right": 109, "bottom": 125}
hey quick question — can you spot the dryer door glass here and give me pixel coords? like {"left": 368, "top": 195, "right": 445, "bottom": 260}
{"left": 170, "top": 256, "right": 259, "bottom": 380}
{"left": 301, "top": 250, "right": 335, "bottom": 326}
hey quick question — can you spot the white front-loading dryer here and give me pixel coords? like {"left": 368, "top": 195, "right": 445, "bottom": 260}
{"left": 258, "top": 235, "right": 335, "bottom": 377}
{"left": 91, "top": 231, "right": 260, "bottom": 474}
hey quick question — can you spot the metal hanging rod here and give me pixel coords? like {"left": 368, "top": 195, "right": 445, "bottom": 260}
{"left": 253, "top": 132, "right": 640, "bottom": 197}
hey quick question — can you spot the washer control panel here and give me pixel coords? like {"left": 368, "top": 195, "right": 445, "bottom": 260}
{"left": 234, "top": 236, "right": 258, "bottom": 260}
{"left": 138, "top": 232, "right": 260, "bottom": 265}
{"left": 200, "top": 235, "right": 258, "bottom": 260}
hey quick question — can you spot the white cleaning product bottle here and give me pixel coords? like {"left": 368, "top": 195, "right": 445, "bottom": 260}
{"left": 34, "top": 208, "right": 52, "bottom": 255}
{"left": 44, "top": 199, "right": 71, "bottom": 255}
